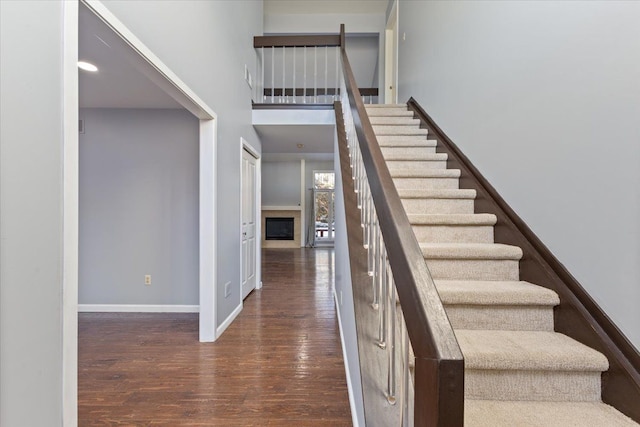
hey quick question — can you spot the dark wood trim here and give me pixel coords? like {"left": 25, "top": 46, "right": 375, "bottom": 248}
{"left": 415, "top": 359, "right": 465, "bottom": 427}
{"left": 254, "top": 35, "right": 341, "bottom": 48}
{"left": 358, "top": 88, "right": 379, "bottom": 97}
{"left": 340, "top": 26, "right": 464, "bottom": 427}
{"left": 262, "top": 88, "right": 378, "bottom": 97}
{"left": 252, "top": 103, "right": 334, "bottom": 110}
{"left": 407, "top": 97, "right": 640, "bottom": 423}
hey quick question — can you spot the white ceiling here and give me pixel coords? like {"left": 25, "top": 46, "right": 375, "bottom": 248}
{"left": 79, "top": 4, "right": 182, "bottom": 109}
{"left": 264, "top": 0, "right": 389, "bottom": 15}
{"left": 255, "top": 124, "right": 335, "bottom": 155}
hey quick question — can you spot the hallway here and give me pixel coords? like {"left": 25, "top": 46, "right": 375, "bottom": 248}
{"left": 78, "top": 248, "right": 352, "bottom": 426}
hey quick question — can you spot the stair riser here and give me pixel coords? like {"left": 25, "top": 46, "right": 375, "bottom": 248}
{"left": 367, "top": 110, "right": 414, "bottom": 117}
{"left": 445, "top": 305, "right": 554, "bottom": 331}
{"left": 387, "top": 160, "right": 447, "bottom": 170}
{"left": 393, "top": 177, "right": 459, "bottom": 190}
{"left": 369, "top": 117, "right": 420, "bottom": 126}
{"left": 413, "top": 225, "right": 494, "bottom": 243}
{"left": 377, "top": 136, "right": 429, "bottom": 144}
{"left": 373, "top": 126, "right": 428, "bottom": 136}
{"left": 401, "top": 199, "right": 475, "bottom": 215}
{"left": 425, "top": 259, "right": 520, "bottom": 281}
{"left": 465, "top": 370, "right": 602, "bottom": 401}
{"left": 381, "top": 146, "right": 437, "bottom": 156}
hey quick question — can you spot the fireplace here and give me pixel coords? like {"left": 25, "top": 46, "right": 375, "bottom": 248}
{"left": 265, "top": 217, "right": 294, "bottom": 240}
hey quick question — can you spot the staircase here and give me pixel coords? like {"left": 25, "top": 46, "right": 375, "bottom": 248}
{"left": 365, "top": 104, "right": 639, "bottom": 426}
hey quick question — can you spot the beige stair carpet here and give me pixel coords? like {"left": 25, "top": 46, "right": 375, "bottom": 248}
{"left": 365, "top": 104, "right": 639, "bottom": 426}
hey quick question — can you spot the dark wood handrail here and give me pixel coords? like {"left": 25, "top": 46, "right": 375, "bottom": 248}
{"left": 254, "top": 35, "right": 341, "bottom": 48}
{"left": 407, "top": 97, "right": 640, "bottom": 423}
{"left": 339, "top": 25, "right": 464, "bottom": 426}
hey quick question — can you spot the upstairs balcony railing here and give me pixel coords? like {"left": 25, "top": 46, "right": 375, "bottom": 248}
{"left": 253, "top": 27, "right": 464, "bottom": 426}
{"left": 253, "top": 34, "right": 378, "bottom": 105}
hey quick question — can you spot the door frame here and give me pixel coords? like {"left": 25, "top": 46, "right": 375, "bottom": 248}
{"left": 240, "top": 139, "right": 262, "bottom": 298}
{"left": 385, "top": 0, "right": 399, "bottom": 104}
{"left": 64, "top": 1, "right": 219, "bottom": 422}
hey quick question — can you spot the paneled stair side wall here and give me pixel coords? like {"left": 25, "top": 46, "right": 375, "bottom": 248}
{"left": 365, "top": 103, "right": 640, "bottom": 427}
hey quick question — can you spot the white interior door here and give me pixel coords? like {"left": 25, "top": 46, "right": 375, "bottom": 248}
{"left": 241, "top": 149, "right": 257, "bottom": 299}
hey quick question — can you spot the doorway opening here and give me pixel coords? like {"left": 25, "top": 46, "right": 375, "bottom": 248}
{"left": 313, "top": 170, "right": 336, "bottom": 246}
{"left": 65, "top": 1, "right": 219, "bottom": 422}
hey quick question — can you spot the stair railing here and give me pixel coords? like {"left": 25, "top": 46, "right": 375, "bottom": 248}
{"left": 253, "top": 34, "right": 379, "bottom": 105}
{"left": 337, "top": 25, "right": 464, "bottom": 426}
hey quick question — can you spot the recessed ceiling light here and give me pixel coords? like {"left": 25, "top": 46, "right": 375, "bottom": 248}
{"left": 78, "top": 61, "right": 98, "bottom": 72}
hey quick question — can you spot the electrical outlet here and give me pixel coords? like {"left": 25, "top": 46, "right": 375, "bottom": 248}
{"left": 144, "top": 275, "right": 151, "bottom": 286}
{"left": 224, "top": 281, "right": 231, "bottom": 298}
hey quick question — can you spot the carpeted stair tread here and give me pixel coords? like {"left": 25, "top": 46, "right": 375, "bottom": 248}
{"left": 408, "top": 213, "right": 496, "bottom": 226}
{"left": 420, "top": 243, "right": 523, "bottom": 260}
{"left": 465, "top": 401, "right": 639, "bottom": 427}
{"left": 397, "top": 188, "right": 476, "bottom": 199}
{"left": 372, "top": 125, "right": 428, "bottom": 136}
{"left": 435, "top": 280, "right": 560, "bottom": 306}
{"left": 390, "top": 168, "right": 460, "bottom": 178}
{"left": 369, "top": 116, "right": 421, "bottom": 126}
{"left": 383, "top": 152, "right": 447, "bottom": 161}
{"left": 456, "top": 330, "right": 609, "bottom": 371}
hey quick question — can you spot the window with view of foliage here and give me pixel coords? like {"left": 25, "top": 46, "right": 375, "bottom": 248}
{"left": 314, "top": 172, "right": 335, "bottom": 190}
{"left": 314, "top": 171, "right": 335, "bottom": 240}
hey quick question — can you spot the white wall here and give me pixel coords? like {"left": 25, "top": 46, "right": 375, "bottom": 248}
{"left": 1, "top": 1, "right": 66, "bottom": 424}
{"left": 79, "top": 108, "right": 199, "bottom": 306}
{"left": 398, "top": 1, "right": 640, "bottom": 348}
{"left": 1, "top": 2, "right": 263, "bottom": 423}
{"left": 262, "top": 160, "right": 302, "bottom": 206}
{"left": 100, "top": 0, "right": 264, "bottom": 326}
{"left": 265, "top": 12, "right": 384, "bottom": 35}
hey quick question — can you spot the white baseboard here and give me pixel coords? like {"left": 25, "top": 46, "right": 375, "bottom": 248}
{"left": 216, "top": 303, "right": 242, "bottom": 338}
{"left": 334, "top": 290, "right": 362, "bottom": 427}
{"left": 78, "top": 304, "right": 199, "bottom": 313}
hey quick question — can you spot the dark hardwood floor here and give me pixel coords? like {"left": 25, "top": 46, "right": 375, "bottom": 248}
{"left": 78, "top": 248, "right": 352, "bottom": 426}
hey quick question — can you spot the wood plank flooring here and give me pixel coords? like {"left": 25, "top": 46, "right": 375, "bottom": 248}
{"left": 78, "top": 248, "right": 352, "bottom": 426}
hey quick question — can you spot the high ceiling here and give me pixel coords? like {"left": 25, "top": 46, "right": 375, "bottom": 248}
{"left": 78, "top": 2, "right": 371, "bottom": 157}
{"left": 255, "top": 124, "right": 335, "bottom": 155}
{"left": 79, "top": 4, "right": 182, "bottom": 109}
